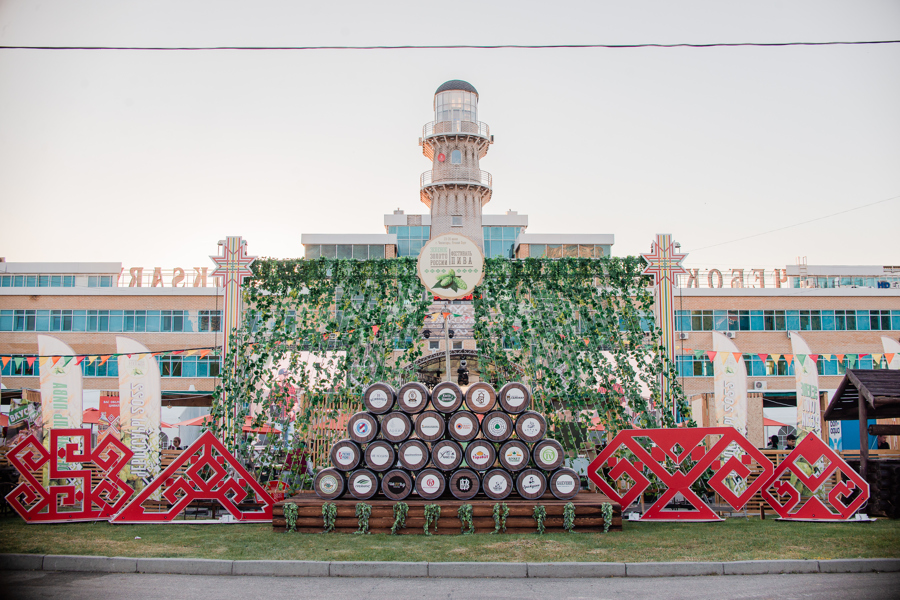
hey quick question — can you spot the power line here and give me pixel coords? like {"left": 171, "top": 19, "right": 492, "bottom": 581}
{"left": 691, "top": 193, "right": 900, "bottom": 253}
{"left": 1, "top": 40, "right": 899, "bottom": 51}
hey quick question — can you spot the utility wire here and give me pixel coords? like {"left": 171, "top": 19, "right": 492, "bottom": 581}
{"left": 1, "top": 40, "right": 899, "bottom": 51}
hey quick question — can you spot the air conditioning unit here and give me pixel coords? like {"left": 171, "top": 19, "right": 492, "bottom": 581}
{"left": 725, "top": 331, "right": 736, "bottom": 339}
{"left": 752, "top": 381, "right": 767, "bottom": 391}
{"left": 678, "top": 332, "right": 689, "bottom": 340}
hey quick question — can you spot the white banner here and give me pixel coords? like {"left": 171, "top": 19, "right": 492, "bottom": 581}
{"left": 117, "top": 337, "right": 162, "bottom": 498}
{"left": 790, "top": 332, "right": 821, "bottom": 440}
{"left": 38, "top": 335, "right": 83, "bottom": 436}
{"left": 712, "top": 332, "right": 748, "bottom": 436}
{"left": 882, "top": 336, "right": 900, "bottom": 369}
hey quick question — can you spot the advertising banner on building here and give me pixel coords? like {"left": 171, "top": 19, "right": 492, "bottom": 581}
{"left": 790, "top": 332, "right": 822, "bottom": 440}
{"left": 882, "top": 336, "right": 900, "bottom": 369}
{"left": 117, "top": 337, "right": 162, "bottom": 498}
{"left": 38, "top": 335, "right": 83, "bottom": 437}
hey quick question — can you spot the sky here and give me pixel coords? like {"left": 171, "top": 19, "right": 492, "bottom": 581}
{"left": 0, "top": 0, "right": 898, "bottom": 272}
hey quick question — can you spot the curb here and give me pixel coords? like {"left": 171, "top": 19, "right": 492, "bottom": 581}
{"left": 1, "top": 554, "right": 898, "bottom": 578}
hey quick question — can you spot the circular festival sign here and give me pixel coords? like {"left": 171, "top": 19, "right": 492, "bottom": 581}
{"left": 417, "top": 233, "right": 485, "bottom": 300}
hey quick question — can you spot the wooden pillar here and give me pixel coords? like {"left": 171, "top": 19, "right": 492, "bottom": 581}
{"left": 858, "top": 395, "right": 869, "bottom": 481}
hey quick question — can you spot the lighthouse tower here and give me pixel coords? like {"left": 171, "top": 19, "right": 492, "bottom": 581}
{"left": 419, "top": 80, "right": 493, "bottom": 250}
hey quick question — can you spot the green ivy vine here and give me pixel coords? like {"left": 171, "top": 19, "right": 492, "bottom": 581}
{"left": 601, "top": 502, "right": 614, "bottom": 533}
{"left": 457, "top": 503, "right": 475, "bottom": 535}
{"left": 533, "top": 505, "right": 546, "bottom": 534}
{"left": 491, "top": 502, "right": 509, "bottom": 534}
{"left": 563, "top": 502, "right": 576, "bottom": 533}
{"left": 284, "top": 502, "right": 298, "bottom": 533}
{"left": 355, "top": 502, "right": 372, "bottom": 534}
{"left": 423, "top": 504, "right": 441, "bottom": 535}
{"left": 322, "top": 502, "right": 337, "bottom": 533}
{"left": 391, "top": 502, "right": 409, "bottom": 535}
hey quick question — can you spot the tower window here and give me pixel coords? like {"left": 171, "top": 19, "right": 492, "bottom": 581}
{"left": 452, "top": 216, "right": 463, "bottom": 227}
{"left": 450, "top": 150, "right": 462, "bottom": 164}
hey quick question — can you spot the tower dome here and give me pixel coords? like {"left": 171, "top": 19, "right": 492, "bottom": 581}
{"left": 435, "top": 80, "right": 478, "bottom": 97}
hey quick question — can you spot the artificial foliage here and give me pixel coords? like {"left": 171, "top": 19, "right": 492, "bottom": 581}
{"left": 322, "top": 502, "right": 337, "bottom": 533}
{"left": 391, "top": 502, "right": 409, "bottom": 535}
{"left": 601, "top": 502, "right": 614, "bottom": 534}
{"left": 283, "top": 502, "right": 298, "bottom": 533}
{"left": 355, "top": 502, "right": 372, "bottom": 534}
{"left": 563, "top": 502, "right": 576, "bottom": 533}
{"left": 423, "top": 504, "right": 441, "bottom": 535}
{"left": 491, "top": 502, "right": 509, "bottom": 534}
{"left": 533, "top": 505, "right": 546, "bottom": 534}
{"left": 457, "top": 503, "right": 475, "bottom": 535}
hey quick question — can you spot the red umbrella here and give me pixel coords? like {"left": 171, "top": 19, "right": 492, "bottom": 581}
{"left": 764, "top": 417, "right": 787, "bottom": 427}
{"left": 173, "top": 414, "right": 213, "bottom": 427}
{"left": 82, "top": 408, "right": 101, "bottom": 424}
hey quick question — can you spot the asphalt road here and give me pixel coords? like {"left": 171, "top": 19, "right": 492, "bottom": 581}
{"left": 2, "top": 571, "right": 899, "bottom": 600}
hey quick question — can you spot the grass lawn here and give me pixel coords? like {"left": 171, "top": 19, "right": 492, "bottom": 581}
{"left": 1, "top": 515, "right": 899, "bottom": 563}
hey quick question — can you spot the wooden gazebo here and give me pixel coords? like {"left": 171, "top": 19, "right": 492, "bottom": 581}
{"left": 824, "top": 369, "right": 900, "bottom": 479}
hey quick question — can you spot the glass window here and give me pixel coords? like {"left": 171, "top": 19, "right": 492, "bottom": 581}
{"left": 856, "top": 310, "right": 870, "bottom": 331}
{"left": 368, "top": 245, "right": 385, "bottom": 259}
{"left": 36, "top": 310, "right": 50, "bottom": 331}
{"left": 713, "top": 310, "right": 728, "bottom": 331}
{"left": 785, "top": 310, "right": 800, "bottom": 331}
{"left": 452, "top": 216, "right": 463, "bottom": 227}
{"left": 530, "top": 244, "right": 545, "bottom": 258}
{"left": 321, "top": 245, "right": 336, "bottom": 259}
{"left": 0, "top": 310, "right": 13, "bottom": 331}
{"left": 305, "top": 245, "right": 320, "bottom": 260}
{"left": 336, "top": 245, "right": 352, "bottom": 260}
{"left": 450, "top": 150, "right": 462, "bottom": 164}
{"left": 352, "top": 245, "right": 368, "bottom": 260}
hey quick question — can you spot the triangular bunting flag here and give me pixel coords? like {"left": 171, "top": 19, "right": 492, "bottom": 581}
{"left": 372, "top": 325, "right": 380, "bottom": 336}
{"left": 694, "top": 350, "right": 704, "bottom": 359}
{"left": 797, "top": 355, "right": 806, "bottom": 366}
{"left": 770, "top": 353, "right": 782, "bottom": 363}
{"left": 1, "top": 356, "right": 9, "bottom": 367}
{"left": 51, "top": 356, "right": 61, "bottom": 366}
{"left": 732, "top": 352, "right": 743, "bottom": 362}
{"left": 783, "top": 354, "right": 793, "bottom": 364}
{"left": 682, "top": 348, "right": 692, "bottom": 354}
{"left": 583, "top": 338, "right": 590, "bottom": 346}
{"left": 62, "top": 356, "right": 73, "bottom": 367}
{"left": 808, "top": 354, "right": 819, "bottom": 363}
{"left": 758, "top": 353, "right": 769, "bottom": 363}
{"left": 75, "top": 356, "right": 86, "bottom": 365}
{"left": 28, "top": 357, "right": 37, "bottom": 367}
{"left": 873, "top": 353, "right": 883, "bottom": 365}
{"left": 183, "top": 350, "right": 198, "bottom": 356}
{"left": 835, "top": 354, "right": 845, "bottom": 362}
{"left": 14, "top": 357, "right": 23, "bottom": 368}
{"left": 199, "top": 349, "right": 212, "bottom": 358}
{"left": 706, "top": 351, "right": 717, "bottom": 362}
{"left": 848, "top": 355, "right": 858, "bottom": 367}
{"left": 822, "top": 354, "right": 833, "bottom": 361}
{"left": 858, "top": 353, "right": 869, "bottom": 359}
{"left": 88, "top": 356, "right": 98, "bottom": 364}
{"left": 172, "top": 350, "right": 184, "bottom": 355}
{"left": 721, "top": 353, "right": 730, "bottom": 364}
{"left": 887, "top": 353, "right": 896, "bottom": 364}
{"left": 100, "top": 355, "right": 111, "bottom": 365}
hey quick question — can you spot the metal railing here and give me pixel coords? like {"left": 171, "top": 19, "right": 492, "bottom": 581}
{"left": 420, "top": 168, "right": 492, "bottom": 188}
{"left": 423, "top": 120, "right": 490, "bottom": 139}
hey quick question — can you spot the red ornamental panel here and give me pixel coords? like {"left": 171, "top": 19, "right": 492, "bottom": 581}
{"left": 588, "top": 427, "right": 775, "bottom": 521}
{"left": 112, "top": 431, "right": 274, "bottom": 523}
{"left": 760, "top": 434, "right": 869, "bottom": 520}
{"left": 5, "top": 430, "right": 134, "bottom": 523}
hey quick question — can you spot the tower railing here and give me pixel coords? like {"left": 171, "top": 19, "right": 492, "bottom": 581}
{"left": 423, "top": 120, "right": 490, "bottom": 139}
{"left": 420, "top": 168, "right": 492, "bottom": 188}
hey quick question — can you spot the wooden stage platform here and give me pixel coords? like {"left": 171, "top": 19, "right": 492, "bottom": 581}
{"left": 273, "top": 492, "right": 622, "bottom": 534}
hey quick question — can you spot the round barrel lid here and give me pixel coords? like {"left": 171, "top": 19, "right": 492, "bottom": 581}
{"left": 498, "top": 382, "right": 531, "bottom": 413}
{"left": 549, "top": 467, "right": 580, "bottom": 500}
{"left": 414, "top": 468, "right": 446, "bottom": 500}
{"left": 482, "top": 411, "right": 513, "bottom": 443}
{"left": 330, "top": 439, "right": 361, "bottom": 471}
{"left": 516, "top": 469, "right": 547, "bottom": 500}
{"left": 347, "top": 469, "right": 379, "bottom": 500}
{"left": 465, "top": 439, "right": 496, "bottom": 471}
{"left": 498, "top": 440, "right": 530, "bottom": 472}
{"left": 515, "top": 411, "right": 547, "bottom": 443}
{"left": 448, "top": 411, "right": 480, "bottom": 442}
{"left": 314, "top": 468, "right": 345, "bottom": 500}
{"left": 431, "top": 381, "right": 463, "bottom": 413}
{"left": 449, "top": 468, "right": 480, "bottom": 500}
{"left": 532, "top": 439, "right": 564, "bottom": 470}
{"left": 364, "top": 440, "right": 396, "bottom": 472}
{"left": 414, "top": 411, "right": 446, "bottom": 442}
{"left": 431, "top": 440, "right": 463, "bottom": 471}
{"left": 398, "top": 439, "right": 429, "bottom": 471}
{"left": 464, "top": 382, "right": 497, "bottom": 413}
{"left": 347, "top": 411, "right": 379, "bottom": 444}
{"left": 483, "top": 468, "right": 513, "bottom": 500}
{"left": 363, "top": 382, "right": 396, "bottom": 414}
{"left": 397, "top": 382, "right": 430, "bottom": 414}
{"left": 381, "top": 469, "right": 412, "bottom": 501}
{"left": 380, "top": 412, "right": 412, "bottom": 443}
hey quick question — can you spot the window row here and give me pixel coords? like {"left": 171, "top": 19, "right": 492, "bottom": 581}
{"left": 0, "top": 310, "right": 222, "bottom": 333}
{"left": 793, "top": 276, "right": 900, "bottom": 289}
{"left": 0, "top": 275, "right": 116, "bottom": 288}
{"left": 528, "top": 244, "right": 607, "bottom": 259}
{"left": 1, "top": 355, "right": 222, "bottom": 378}
{"left": 303, "top": 244, "right": 386, "bottom": 260}
{"left": 483, "top": 227, "right": 522, "bottom": 259}
{"left": 675, "top": 353, "right": 889, "bottom": 378}
{"left": 675, "top": 309, "right": 900, "bottom": 332}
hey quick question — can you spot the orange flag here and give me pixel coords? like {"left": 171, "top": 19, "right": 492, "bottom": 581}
{"left": 732, "top": 352, "right": 743, "bottom": 362}
{"left": 51, "top": 356, "right": 61, "bottom": 366}
{"left": 0, "top": 356, "right": 9, "bottom": 367}
{"left": 99, "top": 355, "right": 111, "bottom": 365}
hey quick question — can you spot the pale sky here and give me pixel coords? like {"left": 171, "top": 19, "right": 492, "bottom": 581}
{"left": 1, "top": 0, "right": 898, "bottom": 272}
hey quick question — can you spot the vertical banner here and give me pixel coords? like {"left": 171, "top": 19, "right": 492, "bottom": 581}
{"left": 99, "top": 393, "right": 120, "bottom": 436}
{"left": 882, "top": 336, "right": 900, "bottom": 369}
{"left": 790, "top": 332, "right": 821, "bottom": 440}
{"left": 38, "top": 335, "right": 84, "bottom": 436}
{"left": 117, "top": 336, "right": 162, "bottom": 498}
{"left": 712, "top": 331, "right": 748, "bottom": 494}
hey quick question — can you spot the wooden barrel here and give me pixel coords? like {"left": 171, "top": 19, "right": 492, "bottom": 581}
{"left": 483, "top": 468, "right": 513, "bottom": 500}
{"left": 431, "top": 381, "right": 463, "bottom": 413}
{"left": 380, "top": 412, "right": 412, "bottom": 443}
{"left": 414, "top": 410, "right": 446, "bottom": 442}
{"left": 314, "top": 468, "right": 346, "bottom": 500}
{"left": 364, "top": 440, "right": 396, "bottom": 472}
{"left": 464, "top": 439, "right": 496, "bottom": 471}
{"left": 549, "top": 467, "right": 580, "bottom": 500}
{"left": 347, "top": 411, "right": 379, "bottom": 444}
{"left": 515, "top": 411, "right": 547, "bottom": 443}
{"left": 363, "top": 382, "right": 396, "bottom": 414}
{"left": 381, "top": 469, "right": 412, "bottom": 501}
{"left": 347, "top": 469, "right": 379, "bottom": 500}
{"left": 516, "top": 468, "right": 548, "bottom": 500}
{"left": 498, "top": 440, "right": 530, "bottom": 472}
{"left": 482, "top": 411, "right": 513, "bottom": 443}
{"left": 532, "top": 439, "right": 565, "bottom": 470}
{"left": 449, "top": 468, "right": 480, "bottom": 500}
{"left": 330, "top": 439, "right": 361, "bottom": 471}
{"left": 448, "top": 411, "right": 480, "bottom": 442}
{"left": 498, "top": 382, "right": 531, "bottom": 414}
{"left": 431, "top": 440, "right": 463, "bottom": 471}
{"left": 397, "top": 381, "right": 429, "bottom": 414}
{"left": 414, "top": 468, "right": 446, "bottom": 500}
{"left": 397, "top": 439, "right": 429, "bottom": 471}
{"left": 465, "top": 382, "right": 497, "bottom": 413}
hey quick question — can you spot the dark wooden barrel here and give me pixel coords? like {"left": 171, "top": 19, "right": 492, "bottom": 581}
{"left": 516, "top": 468, "right": 547, "bottom": 500}
{"left": 364, "top": 440, "right": 396, "bottom": 472}
{"left": 514, "top": 411, "right": 547, "bottom": 443}
{"left": 397, "top": 381, "right": 429, "bottom": 414}
{"left": 347, "top": 411, "right": 379, "bottom": 444}
{"left": 431, "top": 381, "right": 463, "bottom": 413}
{"left": 449, "top": 468, "right": 480, "bottom": 500}
{"left": 448, "top": 411, "right": 480, "bottom": 442}
{"left": 483, "top": 468, "right": 514, "bottom": 500}
{"left": 464, "top": 439, "right": 496, "bottom": 471}
{"left": 380, "top": 412, "right": 412, "bottom": 443}
{"left": 498, "top": 382, "right": 531, "bottom": 414}
{"left": 381, "top": 469, "right": 412, "bottom": 501}
{"left": 330, "top": 439, "right": 361, "bottom": 471}
{"left": 532, "top": 439, "right": 564, "bottom": 470}
{"left": 482, "top": 411, "right": 513, "bottom": 443}
{"left": 431, "top": 440, "right": 463, "bottom": 471}
{"left": 414, "top": 468, "right": 446, "bottom": 500}
{"left": 314, "top": 468, "right": 346, "bottom": 500}
{"left": 397, "top": 439, "right": 429, "bottom": 471}
{"left": 347, "top": 469, "right": 379, "bottom": 500}
{"left": 363, "top": 382, "right": 396, "bottom": 414}
{"left": 464, "top": 382, "right": 497, "bottom": 413}
{"left": 498, "top": 440, "right": 530, "bottom": 472}
{"left": 414, "top": 410, "right": 446, "bottom": 442}
{"left": 549, "top": 467, "right": 580, "bottom": 500}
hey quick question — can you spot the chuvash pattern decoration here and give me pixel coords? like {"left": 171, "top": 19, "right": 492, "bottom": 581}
{"left": 588, "top": 427, "right": 869, "bottom": 521}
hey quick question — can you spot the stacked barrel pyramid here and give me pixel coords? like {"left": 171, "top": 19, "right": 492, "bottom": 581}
{"left": 314, "top": 380, "right": 580, "bottom": 502}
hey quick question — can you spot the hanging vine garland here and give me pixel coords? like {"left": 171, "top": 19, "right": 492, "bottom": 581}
{"left": 533, "top": 505, "right": 546, "bottom": 535}
{"left": 355, "top": 502, "right": 372, "bottom": 534}
{"left": 423, "top": 504, "right": 441, "bottom": 535}
{"left": 322, "top": 502, "right": 337, "bottom": 533}
{"left": 391, "top": 502, "right": 409, "bottom": 535}
{"left": 284, "top": 502, "right": 298, "bottom": 533}
{"left": 563, "top": 502, "right": 577, "bottom": 533}
{"left": 491, "top": 502, "right": 509, "bottom": 534}
{"left": 601, "top": 502, "right": 614, "bottom": 534}
{"left": 457, "top": 503, "right": 475, "bottom": 535}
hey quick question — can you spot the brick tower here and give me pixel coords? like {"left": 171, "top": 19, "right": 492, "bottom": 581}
{"left": 419, "top": 80, "right": 493, "bottom": 250}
